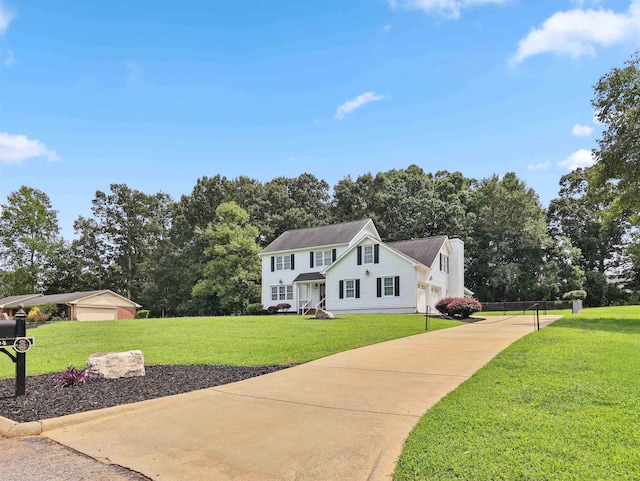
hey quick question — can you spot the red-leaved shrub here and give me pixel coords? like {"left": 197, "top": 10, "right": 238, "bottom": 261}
{"left": 436, "top": 297, "right": 482, "bottom": 319}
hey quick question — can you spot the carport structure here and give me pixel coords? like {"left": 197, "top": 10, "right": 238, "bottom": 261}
{"left": 0, "top": 290, "right": 141, "bottom": 321}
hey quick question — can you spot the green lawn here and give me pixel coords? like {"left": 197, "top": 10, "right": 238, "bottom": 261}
{"left": 1, "top": 314, "right": 463, "bottom": 378}
{"left": 394, "top": 306, "right": 640, "bottom": 480}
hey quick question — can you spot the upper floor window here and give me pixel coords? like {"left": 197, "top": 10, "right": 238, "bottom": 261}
{"left": 357, "top": 244, "right": 379, "bottom": 265}
{"left": 363, "top": 245, "right": 374, "bottom": 264}
{"left": 272, "top": 254, "right": 294, "bottom": 271}
{"left": 439, "top": 253, "right": 449, "bottom": 273}
{"left": 315, "top": 250, "right": 333, "bottom": 267}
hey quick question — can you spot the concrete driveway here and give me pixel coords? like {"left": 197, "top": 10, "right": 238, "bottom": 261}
{"left": 39, "top": 314, "right": 560, "bottom": 481}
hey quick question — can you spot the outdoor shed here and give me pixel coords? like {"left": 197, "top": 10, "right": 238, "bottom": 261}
{"left": 0, "top": 290, "right": 141, "bottom": 321}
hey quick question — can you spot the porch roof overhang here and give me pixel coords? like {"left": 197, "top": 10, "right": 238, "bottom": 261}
{"left": 293, "top": 272, "right": 326, "bottom": 283}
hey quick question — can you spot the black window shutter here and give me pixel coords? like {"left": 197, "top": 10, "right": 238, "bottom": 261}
{"left": 271, "top": 256, "right": 275, "bottom": 272}
{"left": 355, "top": 279, "right": 360, "bottom": 298}
{"left": 374, "top": 244, "right": 380, "bottom": 264}
{"left": 339, "top": 280, "right": 344, "bottom": 299}
{"left": 332, "top": 249, "right": 337, "bottom": 262}
{"left": 290, "top": 254, "right": 295, "bottom": 270}
{"left": 394, "top": 276, "right": 400, "bottom": 296}
{"left": 376, "top": 278, "right": 382, "bottom": 298}
{"left": 310, "top": 252, "right": 314, "bottom": 268}
{"left": 357, "top": 246, "right": 362, "bottom": 265}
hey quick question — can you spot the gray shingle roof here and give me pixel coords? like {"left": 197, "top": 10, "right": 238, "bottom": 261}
{"left": 0, "top": 294, "right": 43, "bottom": 307}
{"left": 293, "top": 272, "right": 326, "bottom": 282}
{"left": 387, "top": 236, "right": 447, "bottom": 268}
{"left": 0, "top": 290, "right": 116, "bottom": 308}
{"left": 262, "top": 219, "right": 371, "bottom": 253}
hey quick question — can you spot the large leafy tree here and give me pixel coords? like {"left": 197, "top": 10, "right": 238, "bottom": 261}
{"left": 590, "top": 52, "right": 640, "bottom": 226}
{"left": 548, "top": 169, "right": 627, "bottom": 305}
{"left": 192, "top": 202, "right": 261, "bottom": 315}
{"left": 0, "top": 186, "right": 61, "bottom": 293}
{"left": 331, "top": 165, "right": 473, "bottom": 242}
{"left": 87, "top": 184, "right": 173, "bottom": 299}
{"left": 467, "top": 173, "right": 553, "bottom": 302}
{"left": 330, "top": 172, "right": 377, "bottom": 223}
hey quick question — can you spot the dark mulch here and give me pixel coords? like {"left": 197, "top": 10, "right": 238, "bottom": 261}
{"left": 0, "top": 365, "right": 287, "bottom": 424}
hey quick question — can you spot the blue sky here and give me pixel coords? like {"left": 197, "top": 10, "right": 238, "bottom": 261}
{"left": 1, "top": 0, "right": 638, "bottom": 238}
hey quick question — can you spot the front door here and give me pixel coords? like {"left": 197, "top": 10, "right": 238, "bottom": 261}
{"left": 319, "top": 283, "right": 326, "bottom": 309}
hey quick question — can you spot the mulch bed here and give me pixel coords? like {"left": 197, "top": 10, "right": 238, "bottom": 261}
{"left": 0, "top": 365, "right": 287, "bottom": 424}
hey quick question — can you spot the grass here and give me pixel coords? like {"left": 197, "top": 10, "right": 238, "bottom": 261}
{"left": 1, "top": 314, "right": 463, "bottom": 378}
{"left": 394, "top": 306, "right": 640, "bottom": 480}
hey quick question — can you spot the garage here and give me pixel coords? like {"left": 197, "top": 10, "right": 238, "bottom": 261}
{"left": 0, "top": 290, "right": 142, "bottom": 321}
{"left": 76, "top": 306, "right": 118, "bottom": 321}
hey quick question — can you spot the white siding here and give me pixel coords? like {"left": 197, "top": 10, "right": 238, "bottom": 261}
{"left": 260, "top": 244, "right": 351, "bottom": 311}
{"left": 259, "top": 225, "right": 466, "bottom": 315}
{"left": 326, "top": 240, "right": 417, "bottom": 314}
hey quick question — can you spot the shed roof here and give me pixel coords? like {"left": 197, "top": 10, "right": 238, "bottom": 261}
{"left": 262, "top": 219, "right": 372, "bottom": 253}
{"left": 387, "top": 236, "right": 447, "bottom": 268}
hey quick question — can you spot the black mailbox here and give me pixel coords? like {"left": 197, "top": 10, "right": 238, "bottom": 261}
{"left": 0, "top": 319, "right": 17, "bottom": 339}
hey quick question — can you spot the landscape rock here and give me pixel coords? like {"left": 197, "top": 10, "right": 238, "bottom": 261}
{"left": 315, "top": 309, "right": 335, "bottom": 320}
{"left": 86, "top": 350, "right": 145, "bottom": 380}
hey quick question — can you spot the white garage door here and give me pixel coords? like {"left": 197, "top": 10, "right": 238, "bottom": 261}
{"left": 77, "top": 306, "right": 117, "bottom": 321}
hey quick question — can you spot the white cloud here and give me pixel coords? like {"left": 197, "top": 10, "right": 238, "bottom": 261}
{"left": 383, "top": 23, "right": 392, "bottom": 32}
{"left": 334, "top": 92, "right": 385, "bottom": 120}
{"left": 558, "top": 148, "right": 595, "bottom": 170}
{"left": 512, "top": 1, "right": 640, "bottom": 64}
{"left": 528, "top": 161, "right": 550, "bottom": 171}
{"left": 0, "top": 132, "right": 59, "bottom": 164}
{"left": 572, "top": 123, "right": 594, "bottom": 136}
{"left": 389, "top": 0, "right": 507, "bottom": 19}
{"left": 0, "top": 3, "right": 14, "bottom": 35}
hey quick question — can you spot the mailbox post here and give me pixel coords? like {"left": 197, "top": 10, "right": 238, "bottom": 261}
{"left": 15, "top": 306, "right": 27, "bottom": 396}
{"left": 0, "top": 304, "right": 34, "bottom": 397}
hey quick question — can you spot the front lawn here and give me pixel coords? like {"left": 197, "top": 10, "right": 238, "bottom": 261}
{"left": 1, "top": 314, "right": 463, "bottom": 378}
{"left": 394, "top": 306, "right": 640, "bottom": 480}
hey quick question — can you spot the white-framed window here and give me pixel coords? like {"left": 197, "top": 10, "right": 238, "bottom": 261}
{"left": 340, "top": 279, "right": 360, "bottom": 299}
{"left": 363, "top": 245, "right": 374, "bottom": 264}
{"left": 271, "top": 285, "right": 294, "bottom": 301}
{"left": 383, "top": 277, "right": 394, "bottom": 296}
{"left": 276, "top": 255, "right": 292, "bottom": 271}
{"left": 345, "top": 279, "right": 356, "bottom": 298}
{"left": 315, "top": 250, "right": 333, "bottom": 267}
{"left": 440, "top": 253, "right": 449, "bottom": 273}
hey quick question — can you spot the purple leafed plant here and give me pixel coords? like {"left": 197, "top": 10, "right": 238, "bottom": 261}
{"left": 50, "top": 366, "right": 89, "bottom": 388}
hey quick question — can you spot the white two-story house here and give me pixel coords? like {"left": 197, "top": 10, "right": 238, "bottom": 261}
{"left": 259, "top": 219, "right": 466, "bottom": 315}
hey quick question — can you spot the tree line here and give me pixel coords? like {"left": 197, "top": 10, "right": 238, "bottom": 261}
{"left": 1, "top": 54, "right": 638, "bottom": 316}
